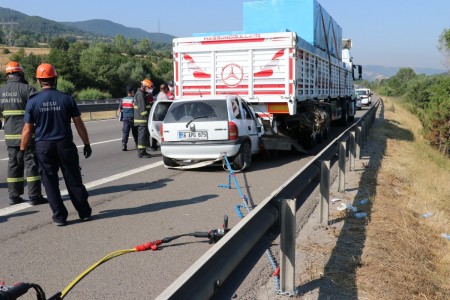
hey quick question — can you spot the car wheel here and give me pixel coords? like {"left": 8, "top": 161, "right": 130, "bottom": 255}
{"left": 233, "top": 141, "right": 251, "bottom": 171}
{"left": 163, "top": 155, "right": 177, "bottom": 167}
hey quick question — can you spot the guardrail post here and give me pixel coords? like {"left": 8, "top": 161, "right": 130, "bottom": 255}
{"left": 320, "top": 161, "right": 330, "bottom": 225}
{"left": 280, "top": 198, "right": 296, "bottom": 295}
{"left": 356, "top": 126, "right": 361, "bottom": 159}
{"left": 361, "top": 119, "right": 366, "bottom": 149}
{"left": 338, "top": 142, "right": 346, "bottom": 192}
{"left": 350, "top": 131, "right": 356, "bottom": 171}
{"left": 89, "top": 111, "right": 93, "bottom": 121}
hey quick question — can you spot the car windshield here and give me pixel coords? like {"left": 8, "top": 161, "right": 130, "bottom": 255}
{"left": 165, "top": 100, "right": 228, "bottom": 123}
{"left": 356, "top": 90, "right": 368, "bottom": 96}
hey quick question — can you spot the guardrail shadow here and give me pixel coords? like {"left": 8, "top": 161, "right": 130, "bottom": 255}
{"left": 94, "top": 194, "right": 218, "bottom": 221}
{"left": 296, "top": 100, "right": 415, "bottom": 298}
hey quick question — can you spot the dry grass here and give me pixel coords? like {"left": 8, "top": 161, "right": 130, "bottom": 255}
{"left": 355, "top": 97, "right": 450, "bottom": 299}
{"left": 0, "top": 46, "right": 50, "bottom": 68}
{"left": 80, "top": 111, "right": 118, "bottom": 122}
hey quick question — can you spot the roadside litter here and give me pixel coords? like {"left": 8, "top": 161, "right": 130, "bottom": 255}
{"left": 337, "top": 203, "right": 357, "bottom": 212}
{"left": 420, "top": 212, "right": 433, "bottom": 218}
{"left": 441, "top": 233, "right": 450, "bottom": 241}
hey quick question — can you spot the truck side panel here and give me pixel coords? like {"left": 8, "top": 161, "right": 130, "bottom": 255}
{"left": 174, "top": 32, "right": 353, "bottom": 117}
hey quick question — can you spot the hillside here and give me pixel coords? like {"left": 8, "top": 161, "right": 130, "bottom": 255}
{"left": 0, "top": 7, "right": 173, "bottom": 44}
{"left": 363, "top": 64, "right": 447, "bottom": 81}
{"left": 62, "top": 20, "right": 175, "bottom": 43}
{"left": 0, "top": 7, "right": 98, "bottom": 41}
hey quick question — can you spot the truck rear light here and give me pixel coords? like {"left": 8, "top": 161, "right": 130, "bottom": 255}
{"left": 228, "top": 121, "right": 238, "bottom": 140}
{"left": 160, "top": 124, "right": 164, "bottom": 142}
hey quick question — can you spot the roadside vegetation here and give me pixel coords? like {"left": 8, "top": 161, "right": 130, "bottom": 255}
{"left": 353, "top": 96, "right": 450, "bottom": 299}
{"left": 0, "top": 35, "right": 173, "bottom": 99}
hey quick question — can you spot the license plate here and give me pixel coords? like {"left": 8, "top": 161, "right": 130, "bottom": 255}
{"left": 178, "top": 131, "right": 208, "bottom": 140}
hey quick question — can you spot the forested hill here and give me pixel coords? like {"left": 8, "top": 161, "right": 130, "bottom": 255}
{"left": 0, "top": 7, "right": 173, "bottom": 44}
{"left": 0, "top": 7, "right": 91, "bottom": 40}
{"left": 62, "top": 20, "right": 175, "bottom": 43}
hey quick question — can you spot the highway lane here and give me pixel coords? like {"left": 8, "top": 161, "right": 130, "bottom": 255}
{"left": 0, "top": 107, "right": 369, "bottom": 299}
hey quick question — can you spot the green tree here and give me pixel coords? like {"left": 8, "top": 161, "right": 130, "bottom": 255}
{"left": 49, "top": 37, "right": 70, "bottom": 51}
{"left": 9, "top": 48, "right": 26, "bottom": 62}
{"left": 47, "top": 48, "right": 74, "bottom": 79}
{"left": 438, "top": 28, "right": 450, "bottom": 67}
{"left": 136, "top": 38, "right": 152, "bottom": 55}
{"left": 20, "top": 52, "right": 43, "bottom": 84}
{"left": 57, "top": 77, "right": 76, "bottom": 95}
{"left": 15, "top": 35, "right": 38, "bottom": 47}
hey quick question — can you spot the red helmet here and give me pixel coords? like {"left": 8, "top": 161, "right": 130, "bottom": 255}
{"left": 5, "top": 61, "right": 23, "bottom": 74}
{"left": 36, "top": 63, "right": 58, "bottom": 79}
{"left": 141, "top": 79, "right": 153, "bottom": 88}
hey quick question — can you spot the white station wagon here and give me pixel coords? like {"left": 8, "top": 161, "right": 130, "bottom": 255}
{"left": 150, "top": 95, "right": 263, "bottom": 170}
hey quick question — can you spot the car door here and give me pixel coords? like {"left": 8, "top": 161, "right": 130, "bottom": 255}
{"left": 148, "top": 100, "right": 173, "bottom": 145}
{"left": 239, "top": 98, "right": 261, "bottom": 154}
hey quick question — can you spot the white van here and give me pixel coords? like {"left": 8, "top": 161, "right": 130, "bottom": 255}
{"left": 355, "top": 88, "right": 372, "bottom": 106}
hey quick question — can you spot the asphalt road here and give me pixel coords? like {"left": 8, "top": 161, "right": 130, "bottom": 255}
{"left": 0, "top": 107, "right": 369, "bottom": 299}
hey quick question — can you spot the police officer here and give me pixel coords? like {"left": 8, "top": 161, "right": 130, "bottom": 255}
{"left": 134, "top": 79, "right": 153, "bottom": 158}
{"left": 0, "top": 61, "right": 47, "bottom": 206}
{"left": 20, "top": 63, "right": 92, "bottom": 226}
{"left": 118, "top": 86, "right": 138, "bottom": 151}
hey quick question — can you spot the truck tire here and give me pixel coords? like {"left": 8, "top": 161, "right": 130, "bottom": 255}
{"left": 339, "top": 104, "right": 349, "bottom": 126}
{"left": 348, "top": 102, "right": 355, "bottom": 122}
{"left": 163, "top": 155, "right": 177, "bottom": 167}
{"left": 233, "top": 141, "right": 251, "bottom": 171}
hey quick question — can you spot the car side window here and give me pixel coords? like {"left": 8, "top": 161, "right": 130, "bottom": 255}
{"left": 153, "top": 102, "right": 171, "bottom": 121}
{"left": 231, "top": 98, "right": 241, "bottom": 119}
{"left": 242, "top": 102, "right": 253, "bottom": 120}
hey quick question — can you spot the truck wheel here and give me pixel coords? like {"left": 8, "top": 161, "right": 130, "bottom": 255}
{"left": 233, "top": 141, "right": 251, "bottom": 171}
{"left": 163, "top": 155, "right": 177, "bottom": 167}
{"left": 348, "top": 103, "right": 355, "bottom": 122}
{"left": 339, "top": 105, "right": 348, "bottom": 126}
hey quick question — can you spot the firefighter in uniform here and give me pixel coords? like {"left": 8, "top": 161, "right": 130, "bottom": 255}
{"left": 134, "top": 79, "right": 153, "bottom": 158}
{"left": 21, "top": 63, "right": 92, "bottom": 226}
{"left": 0, "top": 61, "right": 47, "bottom": 206}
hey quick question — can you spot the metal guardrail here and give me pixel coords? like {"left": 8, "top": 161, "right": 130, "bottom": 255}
{"left": 156, "top": 99, "right": 381, "bottom": 299}
{"left": 77, "top": 99, "right": 121, "bottom": 113}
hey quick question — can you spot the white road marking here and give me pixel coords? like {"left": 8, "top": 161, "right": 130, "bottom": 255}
{"left": 0, "top": 161, "right": 164, "bottom": 217}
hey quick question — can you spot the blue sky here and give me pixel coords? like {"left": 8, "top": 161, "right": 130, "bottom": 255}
{"left": 1, "top": 0, "right": 448, "bottom": 70}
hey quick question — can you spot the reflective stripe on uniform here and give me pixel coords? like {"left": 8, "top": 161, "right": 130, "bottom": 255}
{"left": 137, "top": 145, "right": 147, "bottom": 149}
{"left": 134, "top": 119, "right": 147, "bottom": 123}
{"left": 7, "top": 177, "right": 25, "bottom": 183}
{"left": 140, "top": 111, "right": 148, "bottom": 116}
{"left": 5, "top": 134, "right": 22, "bottom": 140}
{"left": 2, "top": 110, "right": 25, "bottom": 116}
{"left": 26, "top": 176, "right": 41, "bottom": 182}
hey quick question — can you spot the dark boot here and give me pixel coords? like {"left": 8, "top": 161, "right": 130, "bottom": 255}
{"left": 138, "top": 149, "right": 151, "bottom": 158}
{"left": 122, "top": 144, "right": 127, "bottom": 151}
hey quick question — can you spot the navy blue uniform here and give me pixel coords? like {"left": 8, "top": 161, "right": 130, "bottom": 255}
{"left": 24, "top": 88, "right": 91, "bottom": 223}
{"left": 118, "top": 96, "right": 138, "bottom": 147}
{"left": 0, "top": 75, "right": 44, "bottom": 204}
